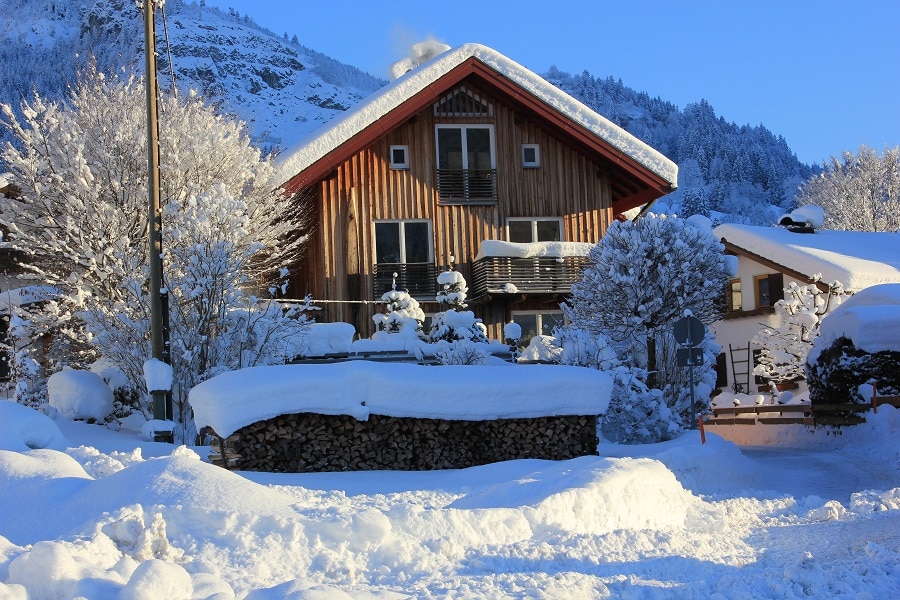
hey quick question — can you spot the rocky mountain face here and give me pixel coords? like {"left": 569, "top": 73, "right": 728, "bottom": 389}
{"left": 0, "top": 0, "right": 384, "bottom": 152}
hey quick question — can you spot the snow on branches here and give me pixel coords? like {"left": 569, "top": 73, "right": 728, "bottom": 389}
{"left": 752, "top": 279, "right": 848, "bottom": 387}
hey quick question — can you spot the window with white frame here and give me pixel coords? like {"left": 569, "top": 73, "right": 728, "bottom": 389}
{"left": 390, "top": 145, "right": 409, "bottom": 169}
{"left": 507, "top": 217, "right": 563, "bottom": 244}
{"left": 373, "top": 220, "right": 434, "bottom": 298}
{"left": 435, "top": 125, "right": 496, "bottom": 201}
{"left": 522, "top": 144, "right": 540, "bottom": 168}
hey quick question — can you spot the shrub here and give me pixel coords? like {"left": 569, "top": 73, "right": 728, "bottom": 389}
{"left": 806, "top": 336, "right": 900, "bottom": 405}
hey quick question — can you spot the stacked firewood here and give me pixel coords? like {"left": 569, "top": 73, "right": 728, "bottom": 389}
{"left": 209, "top": 412, "right": 599, "bottom": 472}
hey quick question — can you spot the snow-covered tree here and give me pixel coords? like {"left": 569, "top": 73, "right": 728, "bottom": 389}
{"left": 372, "top": 275, "right": 425, "bottom": 339}
{"left": 753, "top": 279, "right": 848, "bottom": 388}
{"left": 0, "top": 67, "right": 310, "bottom": 426}
{"left": 796, "top": 145, "right": 900, "bottom": 232}
{"left": 429, "top": 264, "right": 488, "bottom": 343}
{"left": 562, "top": 214, "right": 733, "bottom": 439}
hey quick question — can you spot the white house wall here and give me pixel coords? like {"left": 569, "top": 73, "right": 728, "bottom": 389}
{"left": 710, "top": 254, "right": 808, "bottom": 395}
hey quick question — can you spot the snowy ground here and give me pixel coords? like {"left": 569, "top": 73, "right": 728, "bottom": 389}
{"left": 1, "top": 400, "right": 898, "bottom": 599}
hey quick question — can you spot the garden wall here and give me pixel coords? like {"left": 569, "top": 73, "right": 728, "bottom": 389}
{"left": 210, "top": 412, "right": 599, "bottom": 472}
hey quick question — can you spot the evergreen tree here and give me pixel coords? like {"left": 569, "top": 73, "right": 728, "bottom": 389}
{"left": 429, "top": 264, "right": 488, "bottom": 343}
{"left": 373, "top": 275, "right": 425, "bottom": 339}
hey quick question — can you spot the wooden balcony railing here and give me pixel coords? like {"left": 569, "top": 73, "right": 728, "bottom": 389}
{"left": 373, "top": 262, "right": 437, "bottom": 299}
{"left": 471, "top": 256, "right": 589, "bottom": 296}
{"left": 436, "top": 169, "right": 497, "bottom": 203}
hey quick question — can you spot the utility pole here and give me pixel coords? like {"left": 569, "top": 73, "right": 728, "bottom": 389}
{"left": 141, "top": 0, "right": 171, "bottom": 439}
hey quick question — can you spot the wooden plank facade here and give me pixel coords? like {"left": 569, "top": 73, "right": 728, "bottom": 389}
{"left": 279, "top": 46, "right": 677, "bottom": 340}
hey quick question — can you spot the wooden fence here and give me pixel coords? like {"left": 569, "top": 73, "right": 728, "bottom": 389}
{"left": 705, "top": 388, "right": 900, "bottom": 427}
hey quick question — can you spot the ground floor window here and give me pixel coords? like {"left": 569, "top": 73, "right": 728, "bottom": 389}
{"left": 510, "top": 311, "right": 564, "bottom": 348}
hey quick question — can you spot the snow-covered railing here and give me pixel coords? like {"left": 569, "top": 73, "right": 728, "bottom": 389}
{"left": 470, "top": 240, "right": 594, "bottom": 296}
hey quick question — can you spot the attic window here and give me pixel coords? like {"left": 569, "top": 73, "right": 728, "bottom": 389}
{"left": 390, "top": 145, "right": 409, "bottom": 169}
{"left": 434, "top": 86, "right": 493, "bottom": 118}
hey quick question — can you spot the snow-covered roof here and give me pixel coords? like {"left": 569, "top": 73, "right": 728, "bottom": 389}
{"left": 274, "top": 43, "right": 677, "bottom": 192}
{"left": 714, "top": 223, "right": 900, "bottom": 291}
{"left": 190, "top": 362, "right": 612, "bottom": 438}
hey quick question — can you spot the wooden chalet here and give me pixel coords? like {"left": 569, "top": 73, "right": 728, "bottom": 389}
{"left": 275, "top": 43, "right": 678, "bottom": 341}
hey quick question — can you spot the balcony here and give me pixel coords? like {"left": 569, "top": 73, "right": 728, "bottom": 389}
{"left": 471, "top": 256, "right": 590, "bottom": 297}
{"left": 436, "top": 169, "right": 497, "bottom": 204}
{"left": 373, "top": 262, "right": 437, "bottom": 299}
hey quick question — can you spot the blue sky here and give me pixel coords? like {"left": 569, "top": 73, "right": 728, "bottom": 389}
{"left": 204, "top": 0, "right": 898, "bottom": 166}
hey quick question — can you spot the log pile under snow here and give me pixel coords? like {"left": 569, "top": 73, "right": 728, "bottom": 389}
{"left": 210, "top": 412, "right": 599, "bottom": 472}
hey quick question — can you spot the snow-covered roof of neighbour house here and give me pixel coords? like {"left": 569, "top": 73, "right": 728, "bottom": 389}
{"left": 475, "top": 240, "right": 595, "bottom": 260}
{"left": 714, "top": 223, "right": 900, "bottom": 291}
{"left": 274, "top": 43, "right": 677, "bottom": 212}
{"left": 189, "top": 361, "right": 612, "bottom": 438}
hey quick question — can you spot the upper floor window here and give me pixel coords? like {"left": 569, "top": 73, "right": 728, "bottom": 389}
{"left": 522, "top": 144, "right": 540, "bottom": 168}
{"left": 726, "top": 278, "right": 742, "bottom": 313}
{"left": 390, "top": 145, "right": 409, "bottom": 169}
{"left": 754, "top": 273, "right": 784, "bottom": 309}
{"left": 436, "top": 125, "right": 496, "bottom": 202}
{"left": 508, "top": 218, "right": 562, "bottom": 243}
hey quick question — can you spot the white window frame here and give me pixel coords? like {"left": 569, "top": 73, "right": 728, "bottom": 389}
{"left": 373, "top": 219, "right": 433, "bottom": 264}
{"left": 521, "top": 143, "right": 540, "bottom": 168}
{"left": 390, "top": 145, "right": 409, "bottom": 169}
{"left": 506, "top": 217, "right": 564, "bottom": 243}
{"left": 435, "top": 124, "right": 497, "bottom": 170}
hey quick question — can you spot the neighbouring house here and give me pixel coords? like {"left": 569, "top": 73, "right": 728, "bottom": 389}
{"left": 711, "top": 220, "right": 900, "bottom": 394}
{"left": 275, "top": 43, "right": 678, "bottom": 342}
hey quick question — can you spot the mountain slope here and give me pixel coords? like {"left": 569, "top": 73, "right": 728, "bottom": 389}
{"left": 1, "top": 0, "right": 812, "bottom": 224}
{"left": 0, "top": 0, "right": 383, "bottom": 151}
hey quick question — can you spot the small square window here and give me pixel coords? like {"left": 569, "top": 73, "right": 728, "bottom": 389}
{"left": 390, "top": 145, "right": 409, "bottom": 169}
{"left": 522, "top": 144, "right": 540, "bottom": 168}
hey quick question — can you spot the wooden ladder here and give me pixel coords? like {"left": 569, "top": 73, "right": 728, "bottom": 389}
{"left": 729, "top": 343, "right": 751, "bottom": 394}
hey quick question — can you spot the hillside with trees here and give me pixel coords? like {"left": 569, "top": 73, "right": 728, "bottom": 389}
{"left": 544, "top": 69, "right": 817, "bottom": 224}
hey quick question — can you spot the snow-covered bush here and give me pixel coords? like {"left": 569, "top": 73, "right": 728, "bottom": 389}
{"left": 603, "top": 366, "right": 679, "bottom": 444}
{"left": 806, "top": 337, "right": 900, "bottom": 405}
{"left": 562, "top": 214, "right": 732, "bottom": 441}
{"left": 47, "top": 369, "right": 114, "bottom": 422}
{"left": 753, "top": 279, "right": 847, "bottom": 388}
{"left": 805, "top": 284, "right": 900, "bottom": 407}
{"left": 434, "top": 340, "right": 489, "bottom": 366}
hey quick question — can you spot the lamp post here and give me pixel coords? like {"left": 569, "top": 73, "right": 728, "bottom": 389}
{"left": 141, "top": 0, "right": 171, "bottom": 439}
